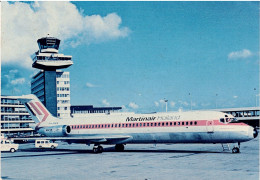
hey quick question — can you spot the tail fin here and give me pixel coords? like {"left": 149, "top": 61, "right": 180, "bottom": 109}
{"left": 17, "top": 94, "right": 56, "bottom": 128}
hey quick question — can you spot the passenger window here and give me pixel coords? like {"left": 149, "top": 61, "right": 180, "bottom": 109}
{"left": 166, "top": 122, "right": 168, "bottom": 126}
{"left": 162, "top": 123, "right": 164, "bottom": 126}
{"left": 92, "top": 125, "right": 94, "bottom": 128}
{"left": 158, "top": 123, "right": 161, "bottom": 126}
{"left": 129, "top": 124, "right": 131, "bottom": 127}
{"left": 178, "top": 122, "right": 180, "bottom": 125}
{"left": 77, "top": 126, "right": 80, "bottom": 128}
{"left": 140, "top": 123, "right": 142, "bottom": 127}
{"left": 143, "top": 123, "right": 145, "bottom": 127}
{"left": 102, "top": 125, "right": 103, "bottom": 128}
{"left": 182, "top": 122, "right": 184, "bottom": 125}
{"left": 115, "top": 124, "right": 117, "bottom": 127}
{"left": 151, "top": 123, "right": 153, "bottom": 126}
{"left": 105, "top": 125, "right": 107, "bottom": 128}
{"left": 80, "top": 125, "right": 82, "bottom": 128}
{"left": 111, "top": 124, "right": 114, "bottom": 128}
{"left": 186, "top": 122, "right": 188, "bottom": 125}
{"left": 174, "top": 122, "right": 176, "bottom": 125}
{"left": 108, "top": 124, "right": 110, "bottom": 128}
{"left": 154, "top": 123, "right": 157, "bottom": 126}
{"left": 147, "top": 123, "right": 149, "bottom": 126}
{"left": 136, "top": 123, "right": 138, "bottom": 127}
{"left": 190, "top": 122, "right": 193, "bottom": 125}
{"left": 98, "top": 125, "right": 100, "bottom": 128}
{"left": 220, "top": 118, "right": 224, "bottom": 123}
{"left": 83, "top": 125, "right": 85, "bottom": 128}
{"left": 122, "top": 124, "right": 124, "bottom": 127}
{"left": 95, "top": 125, "right": 97, "bottom": 128}
{"left": 133, "top": 124, "right": 135, "bottom": 127}
{"left": 125, "top": 124, "right": 128, "bottom": 127}
{"left": 170, "top": 122, "right": 172, "bottom": 126}
{"left": 195, "top": 121, "right": 197, "bottom": 125}
{"left": 119, "top": 124, "right": 121, "bottom": 127}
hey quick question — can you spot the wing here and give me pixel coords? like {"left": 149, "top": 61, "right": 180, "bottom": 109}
{"left": 12, "top": 135, "right": 133, "bottom": 145}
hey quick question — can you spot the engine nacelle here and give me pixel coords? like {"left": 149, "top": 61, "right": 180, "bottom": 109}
{"left": 37, "top": 125, "right": 71, "bottom": 137}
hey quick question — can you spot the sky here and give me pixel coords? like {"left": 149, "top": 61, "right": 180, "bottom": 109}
{"left": 1, "top": 1, "right": 259, "bottom": 113}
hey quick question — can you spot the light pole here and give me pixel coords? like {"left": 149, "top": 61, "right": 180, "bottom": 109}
{"left": 164, "top": 99, "right": 168, "bottom": 112}
{"left": 189, "top": 93, "right": 192, "bottom": 110}
{"left": 216, "top": 94, "right": 218, "bottom": 108}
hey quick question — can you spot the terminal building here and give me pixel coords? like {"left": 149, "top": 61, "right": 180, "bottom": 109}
{"left": 214, "top": 107, "right": 259, "bottom": 128}
{"left": 1, "top": 96, "right": 34, "bottom": 137}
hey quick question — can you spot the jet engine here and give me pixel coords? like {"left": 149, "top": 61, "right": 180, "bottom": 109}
{"left": 37, "top": 125, "right": 71, "bottom": 137}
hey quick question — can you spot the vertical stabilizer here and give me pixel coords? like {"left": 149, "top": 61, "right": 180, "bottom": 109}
{"left": 17, "top": 94, "right": 56, "bottom": 128}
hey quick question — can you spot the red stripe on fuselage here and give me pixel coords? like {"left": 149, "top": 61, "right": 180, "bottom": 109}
{"left": 70, "top": 119, "right": 248, "bottom": 130}
{"left": 29, "top": 102, "right": 42, "bottom": 116}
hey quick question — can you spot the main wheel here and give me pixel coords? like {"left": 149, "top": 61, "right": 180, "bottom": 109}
{"left": 51, "top": 145, "right": 55, "bottom": 149}
{"left": 232, "top": 147, "right": 240, "bottom": 153}
{"left": 10, "top": 148, "right": 15, "bottom": 153}
{"left": 115, "top": 144, "right": 124, "bottom": 152}
{"left": 93, "top": 147, "right": 99, "bottom": 153}
{"left": 98, "top": 146, "right": 103, "bottom": 153}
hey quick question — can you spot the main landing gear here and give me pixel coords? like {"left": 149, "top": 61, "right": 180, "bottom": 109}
{"left": 115, "top": 144, "right": 124, "bottom": 152}
{"left": 93, "top": 145, "right": 103, "bottom": 153}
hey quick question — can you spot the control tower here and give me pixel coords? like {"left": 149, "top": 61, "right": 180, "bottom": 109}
{"left": 32, "top": 37, "right": 73, "bottom": 70}
{"left": 31, "top": 36, "right": 73, "bottom": 117}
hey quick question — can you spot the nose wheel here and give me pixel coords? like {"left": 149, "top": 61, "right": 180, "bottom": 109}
{"left": 232, "top": 147, "right": 240, "bottom": 153}
{"left": 232, "top": 142, "right": 240, "bottom": 153}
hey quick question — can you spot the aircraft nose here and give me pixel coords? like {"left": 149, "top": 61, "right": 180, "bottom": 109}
{"left": 253, "top": 128, "right": 258, "bottom": 138}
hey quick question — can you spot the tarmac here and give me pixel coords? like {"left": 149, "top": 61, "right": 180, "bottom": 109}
{"left": 1, "top": 138, "right": 259, "bottom": 180}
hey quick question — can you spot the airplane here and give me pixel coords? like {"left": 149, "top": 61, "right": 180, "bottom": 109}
{"left": 16, "top": 94, "right": 258, "bottom": 154}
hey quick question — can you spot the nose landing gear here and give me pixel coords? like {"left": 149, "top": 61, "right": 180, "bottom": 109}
{"left": 232, "top": 142, "right": 240, "bottom": 153}
{"left": 232, "top": 147, "right": 240, "bottom": 153}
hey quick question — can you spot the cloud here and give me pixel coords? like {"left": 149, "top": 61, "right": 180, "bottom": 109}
{"left": 2, "top": 1, "right": 130, "bottom": 68}
{"left": 170, "top": 101, "right": 176, "bottom": 107}
{"left": 233, "top": 96, "right": 238, "bottom": 99}
{"left": 1, "top": 69, "right": 27, "bottom": 94}
{"left": 128, "top": 102, "right": 139, "bottom": 109}
{"left": 228, "top": 49, "right": 253, "bottom": 60}
{"left": 11, "top": 78, "right": 25, "bottom": 85}
{"left": 159, "top": 99, "right": 165, "bottom": 104}
{"left": 201, "top": 102, "right": 211, "bottom": 107}
{"left": 86, "top": 82, "right": 97, "bottom": 88}
{"left": 154, "top": 101, "right": 159, "bottom": 107}
{"left": 178, "top": 100, "right": 189, "bottom": 106}
{"left": 102, "top": 99, "right": 110, "bottom": 106}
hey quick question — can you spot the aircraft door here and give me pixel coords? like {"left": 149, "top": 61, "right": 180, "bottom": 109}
{"left": 206, "top": 120, "right": 214, "bottom": 133}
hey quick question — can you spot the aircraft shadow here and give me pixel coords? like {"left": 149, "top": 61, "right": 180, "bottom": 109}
{"left": 2, "top": 147, "right": 227, "bottom": 159}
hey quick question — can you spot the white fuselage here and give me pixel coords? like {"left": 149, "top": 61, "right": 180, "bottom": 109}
{"left": 39, "top": 111, "right": 255, "bottom": 144}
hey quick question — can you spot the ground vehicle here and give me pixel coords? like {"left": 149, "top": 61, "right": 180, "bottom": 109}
{"left": 0, "top": 139, "right": 19, "bottom": 152}
{"left": 35, "top": 140, "right": 58, "bottom": 149}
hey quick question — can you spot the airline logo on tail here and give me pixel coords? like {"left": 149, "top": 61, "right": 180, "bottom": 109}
{"left": 17, "top": 94, "right": 53, "bottom": 128}
{"left": 27, "top": 102, "right": 49, "bottom": 127}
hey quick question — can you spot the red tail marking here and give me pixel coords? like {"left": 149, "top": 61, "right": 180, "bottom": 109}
{"left": 29, "top": 102, "right": 42, "bottom": 116}
{"left": 35, "top": 102, "right": 49, "bottom": 122}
